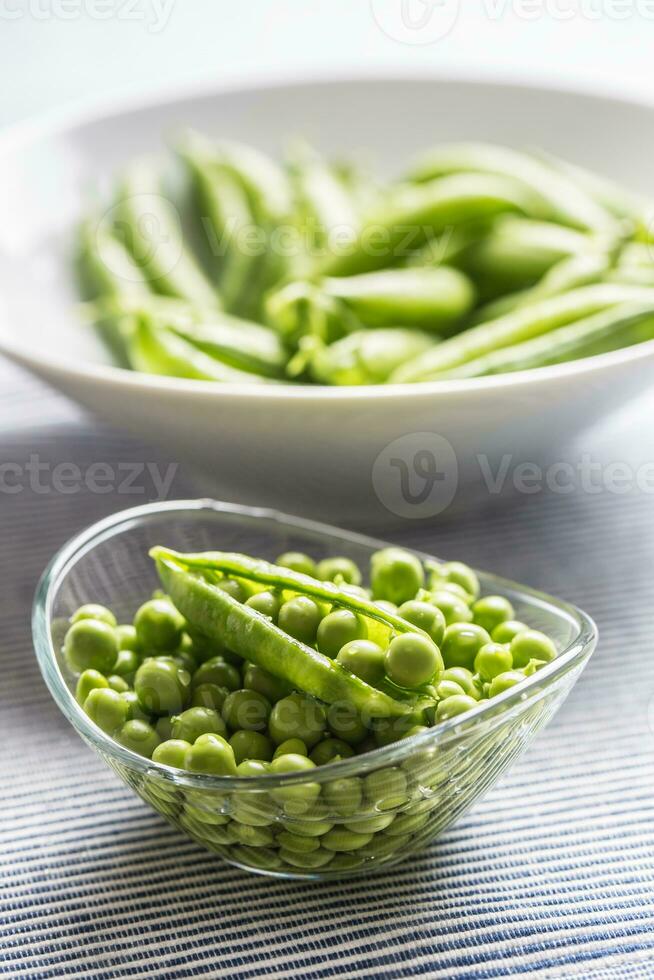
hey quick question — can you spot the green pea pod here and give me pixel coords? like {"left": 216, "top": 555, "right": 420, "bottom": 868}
{"left": 169, "top": 313, "right": 287, "bottom": 378}
{"left": 406, "top": 142, "right": 618, "bottom": 233}
{"left": 152, "top": 552, "right": 416, "bottom": 718}
{"left": 436, "top": 301, "right": 654, "bottom": 378}
{"left": 264, "top": 280, "right": 359, "bottom": 346}
{"left": 210, "top": 138, "right": 294, "bottom": 292}
{"left": 391, "top": 283, "right": 654, "bottom": 382}
{"left": 322, "top": 172, "right": 540, "bottom": 277}
{"left": 179, "top": 136, "right": 261, "bottom": 314}
{"left": 406, "top": 220, "right": 491, "bottom": 269}
{"left": 322, "top": 267, "right": 475, "bottom": 333}
{"left": 114, "top": 159, "right": 219, "bottom": 308}
{"left": 307, "top": 328, "right": 436, "bottom": 385}
{"left": 126, "top": 313, "right": 274, "bottom": 383}
{"left": 77, "top": 219, "right": 152, "bottom": 303}
{"left": 287, "top": 142, "right": 361, "bottom": 275}
{"left": 471, "top": 249, "right": 616, "bottom": 323}
{"left": 460, "top": 216, "right": 590, "bottom": 297}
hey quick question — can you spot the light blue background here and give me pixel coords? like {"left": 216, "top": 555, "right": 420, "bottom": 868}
{"left": 1, "top": 0, "right": 654, "bottom": 127}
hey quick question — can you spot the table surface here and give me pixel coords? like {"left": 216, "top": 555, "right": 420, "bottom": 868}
{"left": 2, "top": 5, "right": 654, "bottom": 977}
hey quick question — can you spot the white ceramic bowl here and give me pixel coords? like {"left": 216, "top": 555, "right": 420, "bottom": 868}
{"left": 1, "top": 74, "right": 653, "bottom": 521}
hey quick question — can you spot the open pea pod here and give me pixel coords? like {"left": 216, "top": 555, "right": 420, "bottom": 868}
{"left": 152, "top": 551, "right": 424, "bottom": 718}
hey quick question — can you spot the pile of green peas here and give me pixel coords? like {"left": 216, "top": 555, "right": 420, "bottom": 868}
{"left": 62, "top": 546, "right": 558, "bottom": 872}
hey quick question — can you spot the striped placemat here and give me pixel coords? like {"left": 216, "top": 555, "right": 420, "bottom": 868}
{"left": 1, "top": 358, "right": 654, "bottom": 979}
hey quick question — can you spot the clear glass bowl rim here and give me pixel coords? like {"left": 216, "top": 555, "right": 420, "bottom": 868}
{"left": 32, "top": 498, "right": 598, "bottom": 792}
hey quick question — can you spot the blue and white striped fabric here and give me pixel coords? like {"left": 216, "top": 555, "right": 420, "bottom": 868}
{"left": 1, "top": 358, "right": 654, "bottom": 978}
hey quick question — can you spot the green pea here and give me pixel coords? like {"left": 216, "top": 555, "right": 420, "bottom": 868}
{"left": 344, "top": 812, "right": 395, "bottom": 834}
{"left": 230, "top": 730, "right": 274, "bottom": 764}
{"left": 243, "top": 663, "right": 292, "bottom": 703}
{"left": 441, "top": 622, "right": 491, "bottom": 670}
{"left": 273, "top": 738, "right": 308, "bottom": 759}
{"left": 115, "top": 624, "right": 140, "bottom": 652}
{"left": 230, "top": 823, "right": 274, "bottom": 848}
{"left": 434, "top": 679, "right": 466, "bottom": 700}
{"left": 397, "top": 600, "right": 446, "bottom": 646}
{"left": 488, "top": 670, "right": 527, "bottom": 697}
{"left": 321, "top": 828, "right": 373, "bottom": 852}
{"left": 236, "top": 758, "right": 270, "bottom": 777}
{"left": 270, "top": 753, "right": 320, "bottom": 813}
{"left": 336, "top": 639, "right": 386, "bottom": 686}
{"left": 441, "top": 666, "right": 483, "bottom": 699}
{"left": 171, "top": 706, "right": 226, "bottom": 742}
{"left": 75, "top": 669, "right": 109, "bottom": 705}
{"left": 245, "top": 590, "right": 282, "bottom": 621}
{"left": 184, "top": 733, "right": 237, "bottom": 775}
{"left": 383, "top": 810, "right": 429, "bottom": 836}
{"left": 276, "top": 830, "right": 320, "bottom": 853}
{"left": 370, "top": 547, "right": 424, "bottom": 605}
{"left": 173, "top": 649, "right": 198, "bottom": 674}
{"left": 233, "top": 846, "right": 282, "bottom": 870}
{"left": 191, "top": 656, "right": 241, "bottom": 692}
{"left": 107, "top": 674, "right": 130, "bottom": 694}
{"left": 384, "top": 632, "right": 443, "bottom": 688}
{"left": 327, "top": 702, "right": 369, "bottom": 745}
{"left": 64, "top": 619, "right": 118, "bottom": 675}
{"left": 510, "top": 629, "right": 557, "bottom": 668}
{"left": 217, "top": 577, "right": 249, "bottom": 602}
{"left": 430, "top": 590, "right": 473, "bottom": 625}
{"left": 491, "top": 619, "right": 529, "bottom": 643}
{"left": 83, "top": 687, "right": 129, "bottom": 734}
{"left": 474, "top": 641, "right": 513, "bottom": 681}
{"left": 153, "top": 717, "right": 172, "bottom": 741}
{"left": 472, "top": 595, "right": 515, "bottom": 633}
{"left": 317, "top": 609, "right": 368, "bottom": 659}
{"left": 278, "top": 596, "right": 322, "bottom": 645}
{"left": 134, "top": 657, "right": 191, "bottom": 716}
{"left": 373, "top": 712, "right": 426, "bottom": 747}
{"left": 279, "top": 847, "right": 334, "bottom": 869}
{"left": 190, "top": 682, "right": 229, "bottom": 712}
{"left": 364, "top": 768, "right": 408, "bottom": 810}
{"left": 117, "top": 719, "right": 161, "bottom": 757}
{"left": 441, "top": 561, "right": 480, "bottom": 600}
{"left": 435, "top": 694, "right": 479, "bottom": 722}
{"left": 280, "top": 816, "right": 334, "bottom": 837}
{"left": 152, "top": 738, "right": 191, "bottom": 769}
{"left": 71, "top": 604, "right": 117, "bottom": 628}
{"left": 122, "top": 690, "right": 151, "bottom": 722}
{"left": 328, "top": 853, "right": 366, "bottom": 871}
{"left": 276, "top": 551, "right": 317, "bottom": 577}
{"left": 316, "top": 556, "right": 362, "bottom": 586}
{"left": 322, "top": 776, "right": 363, "bottom": 816}
{"left": 134, "top": 598, "right": 184, "bottom": 652}
{"left": 113, "top": 649, "right": 140, "bottom": 678}
{"left": 309, "top": 738, "right": 355, "bottom": 766}
{"left": 268, "top": 693, "right": 326, "bottom": 747}
{"left": 222, "top": 688, "right": 271, "bottom": 732}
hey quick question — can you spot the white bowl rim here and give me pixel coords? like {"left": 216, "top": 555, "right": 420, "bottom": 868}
{"left": 2, "top": 68, "right": 654, "bottom": 402}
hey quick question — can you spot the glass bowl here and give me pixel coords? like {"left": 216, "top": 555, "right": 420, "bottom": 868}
{"left": 33, "top": 499, "right": 597, "bottom": 880}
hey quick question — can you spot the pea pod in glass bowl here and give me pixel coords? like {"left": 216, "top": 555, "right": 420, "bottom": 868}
{"left": 33, "top": 499, "right": 597, "bottom": 880}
